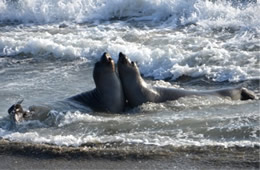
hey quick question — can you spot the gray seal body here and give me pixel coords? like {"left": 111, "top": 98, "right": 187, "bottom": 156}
{"left": 117, "top": 52, "right": 256, "bottom": 108}
{"left": 69, "top": 52, "right": 125, "bottom": 113}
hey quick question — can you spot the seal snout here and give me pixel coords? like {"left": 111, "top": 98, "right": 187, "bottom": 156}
{"left": 101, "top": 52, "right": 112, "bottom": 63}
{"left": 118, "top": 52, "right": 128, "bottom": 64}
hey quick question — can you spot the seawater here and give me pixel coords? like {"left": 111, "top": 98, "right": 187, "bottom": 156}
{"left": 0, "top": 0, "right": 259, "bottom": 153}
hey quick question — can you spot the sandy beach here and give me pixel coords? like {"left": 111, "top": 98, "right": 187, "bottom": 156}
{"left": 1, "top": 154, "right": 258, "bottom": 170}
{"left": 0, "top": 139, "right": 259, "bottom": 169}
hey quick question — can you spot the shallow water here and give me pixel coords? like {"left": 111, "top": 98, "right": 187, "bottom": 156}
{"left": 0, "top": 0, "right": 259, "bottom": 163}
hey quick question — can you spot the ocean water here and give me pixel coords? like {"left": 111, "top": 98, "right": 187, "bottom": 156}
{"left": 0, "top": 0, "right": 259, "bottom": 162}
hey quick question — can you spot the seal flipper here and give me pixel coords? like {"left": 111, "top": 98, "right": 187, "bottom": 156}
{"left": 240, "top": 88, "right": 257, "bottom": 100}
{"left": 8, "top": 99, "right": 24, "bottom": 115}
{"left": 8, "top": 99, "right": 29, "bottom": 123}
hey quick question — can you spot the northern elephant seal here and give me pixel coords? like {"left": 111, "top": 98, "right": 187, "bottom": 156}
{"left": 69, "top": 52, "right": 125, "bottom": 112}
{"left": 8, "top": 52, "right": 125, "bottom": 123}
{"left": 117, "top": 52, "right": 256, "bottom": 108}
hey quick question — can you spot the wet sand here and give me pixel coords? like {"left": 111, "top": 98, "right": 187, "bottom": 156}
{"left": 0, "top": 139, "right": 259, "bottom": 169}
{"left": 1, "top": 153, "right": 259, "bottom": 170}
{"left": 1, "top": 154, "right": 258, "bottom": 170}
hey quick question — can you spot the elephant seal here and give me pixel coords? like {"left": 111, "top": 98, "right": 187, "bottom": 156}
{"left": 8, "top": 52, "right": 125, "bottom": 123}
{"left": 117, "top": 52, "right": 256, "bottom": 108}
{"left": 69, "top": 52, "right": 125, "bottom": 112}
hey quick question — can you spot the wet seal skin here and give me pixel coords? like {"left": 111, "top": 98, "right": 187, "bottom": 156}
{"left": 117, "top": 52, "right": 257, "bottom": 108}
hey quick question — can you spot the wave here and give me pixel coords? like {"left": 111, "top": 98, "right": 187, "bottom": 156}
{"left": 0, "top": 0, "right": 259, "bottom": 28}
{"left": 0, "top": 0, "right": 259, "bottom": 82}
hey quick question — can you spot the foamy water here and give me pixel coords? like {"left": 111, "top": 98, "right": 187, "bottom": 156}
{"left": 0, "top": 0, "right": 259, "bottom": 149}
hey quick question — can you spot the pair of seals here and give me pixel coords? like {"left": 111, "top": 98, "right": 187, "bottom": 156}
{"left": 8, "top": 52, "right": 125, "bottom": 123}
{"left": 117, "top": 52, "right": 256, "bottom": 108}
{"left": 8, "top": 52, "right": 257, "bottom": 123}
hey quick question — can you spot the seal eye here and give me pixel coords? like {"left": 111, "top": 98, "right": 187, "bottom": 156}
{"left": 131, "top": 61, "right": 135, "bottom": 66}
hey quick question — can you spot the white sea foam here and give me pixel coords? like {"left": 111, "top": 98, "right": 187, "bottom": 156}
{"left": 2, "top": 129, "right": 259, "bottom": 147}
{"left": 0, "top": 98, "right": 259, "bottom": 147}
{"left": 0, "top": 0, "right": 259, "bottom": 27}
{"left": 0, "top": 0, "right": 193, "bottom": 24}
{"left": 0, "top": 0, "right": 259, "bottom": 82}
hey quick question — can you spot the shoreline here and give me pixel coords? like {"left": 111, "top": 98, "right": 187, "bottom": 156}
{"left": 0, "top": 139, "right": 259, "bottom": 169}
